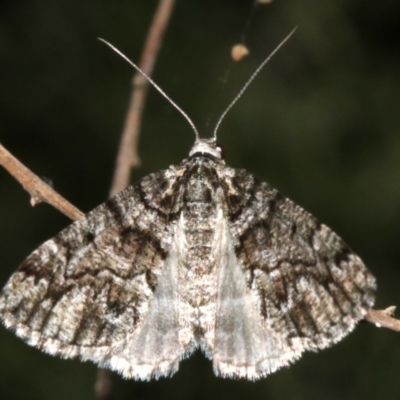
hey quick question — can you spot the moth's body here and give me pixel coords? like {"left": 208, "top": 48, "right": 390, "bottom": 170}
{"left": 0, "top": 139, "right": 376, "bottom": 380}
{"left": 176, "top": 153, "right": 223, "bottom": 355}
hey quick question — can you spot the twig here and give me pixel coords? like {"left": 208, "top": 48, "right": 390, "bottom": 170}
{"left": 95, "top": 0, "right": 177, "bottom": 398}
{"left": 109, "top": 0, "right": 176, "bottom": 197}
{"left": 94, "top": 369, "right": 113, "bottom": 400}
{"left": 0, "top": 141, "right": 84, "bottom": 221}
{"left": 365, "top": 307, "right": 400, "bottom": 332}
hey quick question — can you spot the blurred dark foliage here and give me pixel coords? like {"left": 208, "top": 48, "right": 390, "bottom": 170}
{"left": 0, "top": 1, "right": 399, "bottom": 399}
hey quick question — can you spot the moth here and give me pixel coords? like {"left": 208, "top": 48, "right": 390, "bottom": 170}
{"left": 0, "top": 34, "right": 376, "bottom": 380}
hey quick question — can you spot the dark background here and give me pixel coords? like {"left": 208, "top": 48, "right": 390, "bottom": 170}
{"left": 0, "top": 1, "right": 399, "bottom": 399}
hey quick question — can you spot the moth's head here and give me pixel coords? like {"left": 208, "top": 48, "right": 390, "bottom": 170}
{"left": 189, "top": 138, "right": 223, "bottom": 159}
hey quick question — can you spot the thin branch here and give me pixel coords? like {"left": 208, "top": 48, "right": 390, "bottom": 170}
{"left": 95, "top": 0, "right": 177, "bottom": 397}
{"left": 109, "top": 0, "right": 176, "bottom": 197}
{"left": 0, "top": 141, "right": 84, "bottom": 221}
{"left": 365, "top": 307, "right": 400, "bottom": 332}
{"left": 94, "top": 369, "right": 113, "bottom": 400}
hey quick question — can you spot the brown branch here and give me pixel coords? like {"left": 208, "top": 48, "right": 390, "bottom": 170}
{"left": 95, "top": 0, "right": 177, "bottom": 398}
{"left": 94, "top": 369, "right": 113, "bottom": 400}
{"left": 0, "top": 141, "right": 84, "bottom": 221}
{"left": 365, "top": 307, "right": 400, "bottom": 332}
{"left": 109, "top": 0, "right": 176, "bottom": 197}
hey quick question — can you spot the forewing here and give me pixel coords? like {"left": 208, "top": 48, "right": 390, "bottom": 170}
{"left": 213, "top": 213, "right": 295, "bottom": 379}
{"left": 0, "top": 166, "right": 185, "bottom": 379}
{"left": 215, "top": 167, "right": 376, "bottom": 377}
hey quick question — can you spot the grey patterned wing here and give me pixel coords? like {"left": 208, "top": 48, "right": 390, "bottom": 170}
{"left": 0, "top": 168, "right": 185, "bottom": 380}
{"left": 214, "top": 167, "right": 376, "bottom": 378}
{"left": 213, "top": 214, "right": 297, "bottom": 379}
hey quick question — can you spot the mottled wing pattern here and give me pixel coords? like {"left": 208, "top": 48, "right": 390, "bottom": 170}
{"left": 212, "top": 165, "right": 376, "bottom": 378}
{"left": 0, "top": 165, "right": 187, "bottom": 379}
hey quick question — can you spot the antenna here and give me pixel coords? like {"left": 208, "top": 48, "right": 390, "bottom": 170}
{"left": 99, "top": 38, "right": 200, "bottom": 140}
{"left": 213, "top": 27, "right": 297, "bottom": 140}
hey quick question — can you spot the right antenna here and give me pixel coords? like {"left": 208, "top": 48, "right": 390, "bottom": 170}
{"left": 213, "top": 27, "right": 298, "bottom": 140}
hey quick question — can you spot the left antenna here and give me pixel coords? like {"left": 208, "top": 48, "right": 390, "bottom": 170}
{"left": 99, "top": 38, "right": 200, "bottom": 140}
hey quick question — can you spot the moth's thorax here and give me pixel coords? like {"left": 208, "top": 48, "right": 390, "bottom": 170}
{"left": 181, "top": 157, "right": 223, "bottom": 271}
{"left": 189, "top": 138, "right": 222, "bottom": 159}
